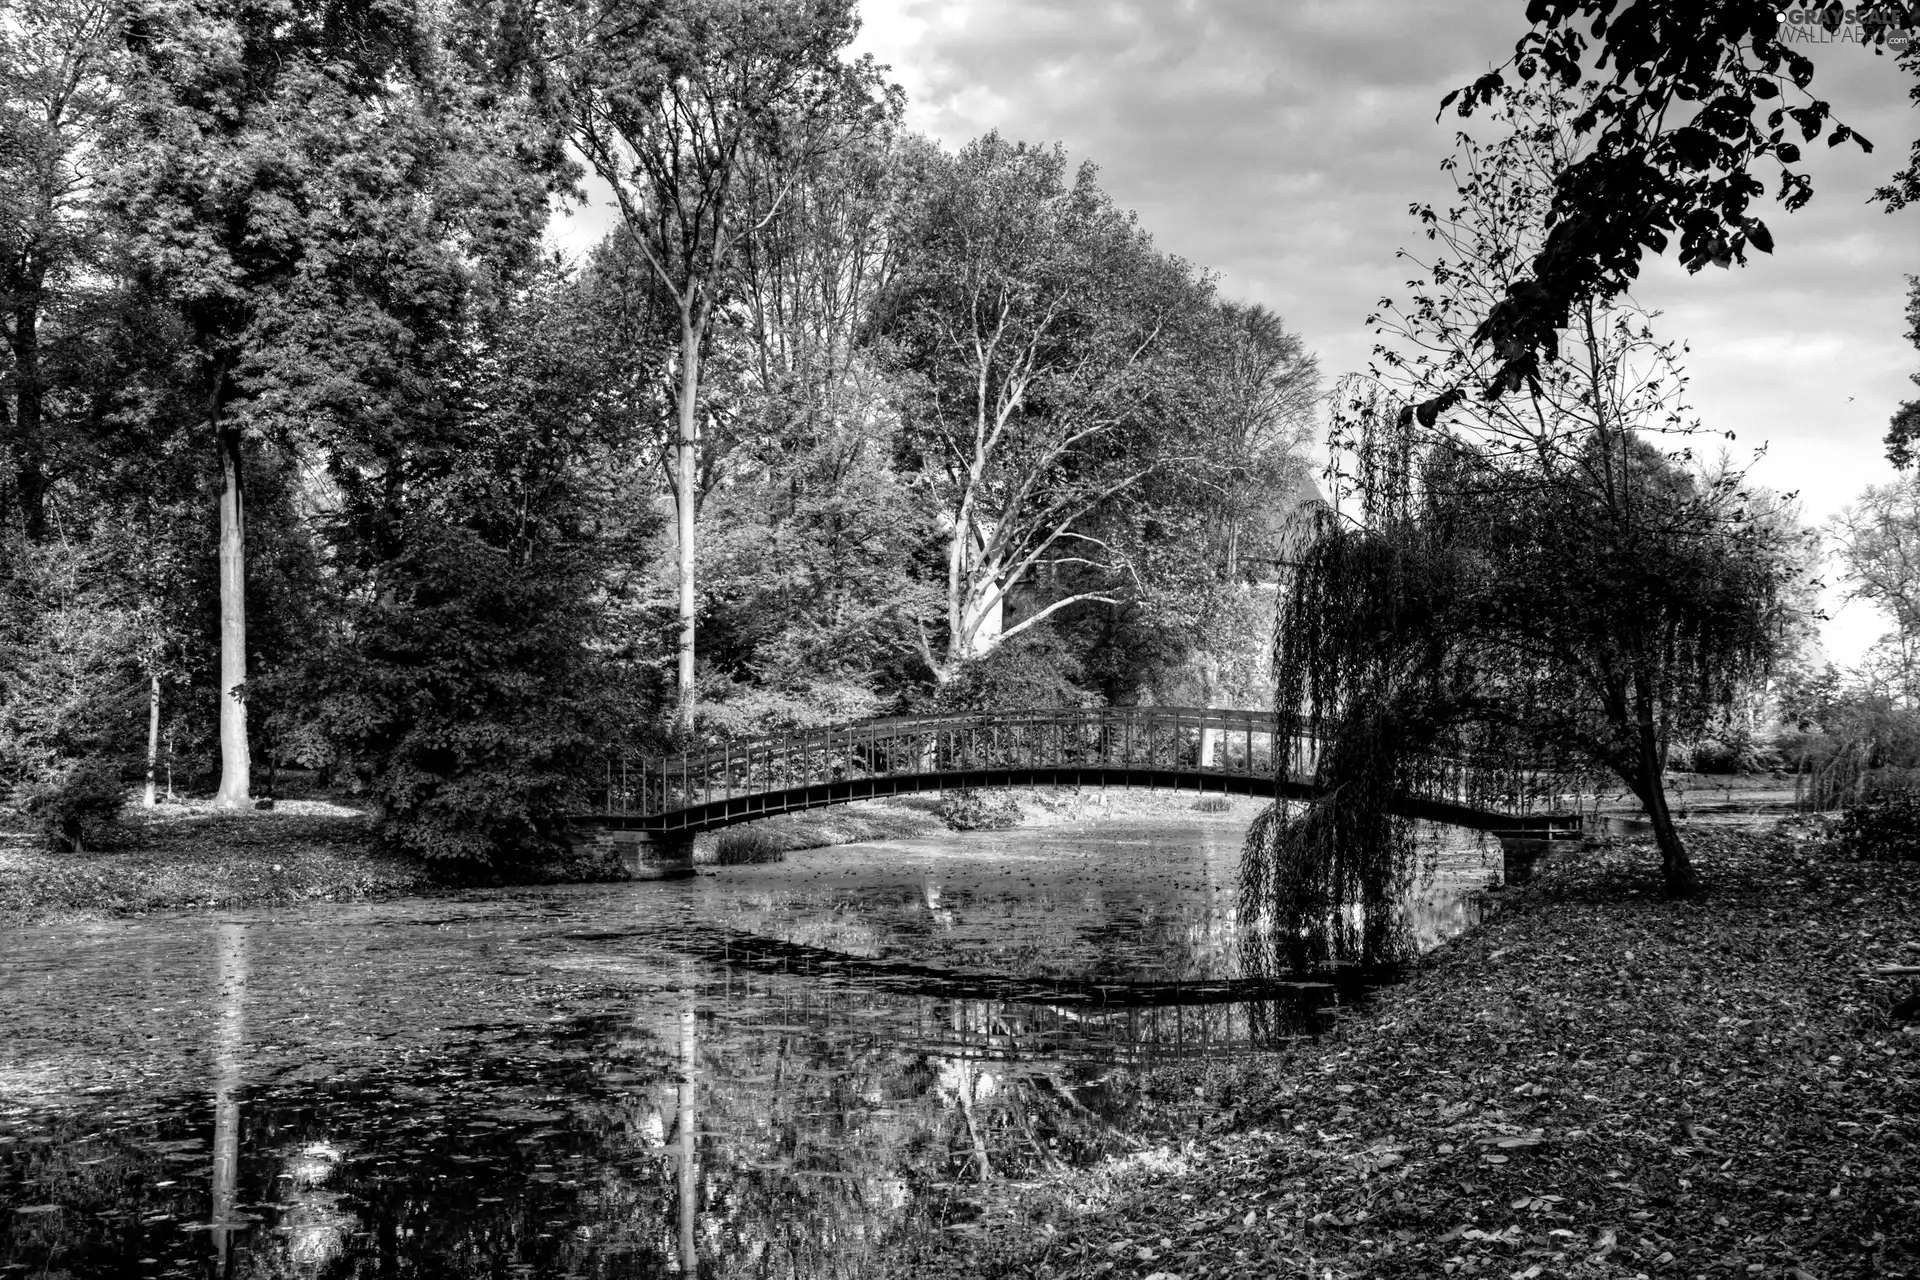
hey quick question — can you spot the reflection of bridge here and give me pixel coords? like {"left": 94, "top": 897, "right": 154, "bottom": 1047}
{"left": 573, "top": 707, "right": 1579, "bottom": 877}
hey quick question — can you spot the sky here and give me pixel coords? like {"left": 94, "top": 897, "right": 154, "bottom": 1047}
{"left": 554, "top": 0, "right": 1919, "bottom": 665}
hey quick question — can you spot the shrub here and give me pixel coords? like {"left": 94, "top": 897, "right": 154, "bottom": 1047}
{"left": 939, "top": 788, "right": 1021, "bottom": 830}
{"left": 1823, "top": 790, "right": 1920, "bottom": 862}
{"left": 299, "top": 524, "right": 657, "bottom": 867}
{"left": 19, "top": 757, "right": 127, "bottom": 852}
{"left": 935, "top": 626, "right": 1097, "bottom": 713}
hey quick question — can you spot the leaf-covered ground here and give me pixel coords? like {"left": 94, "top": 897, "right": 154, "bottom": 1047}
{"left": 934, "top": 821, "right": 1919, "bottom": 1280}
{"left": 0, "top": 801, "right": 440, "bottom": 923}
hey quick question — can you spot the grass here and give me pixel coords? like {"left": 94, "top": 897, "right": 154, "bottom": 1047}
{"left": 708, "top": 825, "right": 790, "bottom": 865}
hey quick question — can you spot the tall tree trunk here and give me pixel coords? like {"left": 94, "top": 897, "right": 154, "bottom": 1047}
{"left": 144, "top": 674, "right": 161, "bottom": 807}
{"left": 674, "top": 313, "right": 703, "bottom": 738}
{"left": 211, "top": 426, "right": 250, "bottom": 808}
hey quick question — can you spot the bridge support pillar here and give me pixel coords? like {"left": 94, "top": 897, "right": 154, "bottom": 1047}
{"left": 1494, "top": 831, "right": 1579, "bottom": 885}
{"left": 575, "top": 827, "right": 696, "bottom": 880}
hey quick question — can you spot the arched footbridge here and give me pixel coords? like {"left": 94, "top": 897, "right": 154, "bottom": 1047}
{"left": 572, "top": 707, "right": 1582, "bottom": 877}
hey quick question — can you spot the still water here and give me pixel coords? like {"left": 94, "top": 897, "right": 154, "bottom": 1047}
{"left": 0, "top": 814, "right": 1497, "bottom": 1278}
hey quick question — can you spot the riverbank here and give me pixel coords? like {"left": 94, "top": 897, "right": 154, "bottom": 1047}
{"left": 926, "top": 818, "right": 1920, "bottom": 1280}
{"left": 0, "top": 801, "right": 440, "bottom": 924}
{"left": 0, "top": 785, "right": 1258, "bottom": 923}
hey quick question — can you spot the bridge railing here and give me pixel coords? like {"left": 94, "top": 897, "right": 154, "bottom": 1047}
{"left": 589, "top": 706, "right": 1312, "bottom": 819}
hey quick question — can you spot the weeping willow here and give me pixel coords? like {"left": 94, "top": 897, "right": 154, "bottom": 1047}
{"left": 1241, "top": 385, "right": 1791, "bottom": 973}
{"left": 1239, "top": 436, "right": 1560, "bottom": 974}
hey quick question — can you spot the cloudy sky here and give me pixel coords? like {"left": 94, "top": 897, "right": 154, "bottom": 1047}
{"left": 558, "top": 0, "right": 1919, "bottom": 663}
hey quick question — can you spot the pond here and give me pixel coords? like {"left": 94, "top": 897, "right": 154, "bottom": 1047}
{"left": 0, "top": 811, "right": 1499, "bottom": 1278}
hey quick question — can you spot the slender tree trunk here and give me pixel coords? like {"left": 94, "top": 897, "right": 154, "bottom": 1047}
{"left": 8, "top": 296, "right": 49, "bottom": 541}
{"left": 211, "top": 427, "right": 250, "bottom": 808}
{"left": 1199, "top": 661, "right": 1222, "bottom": 766}
{"left": 144, "top": 674, "right": 161, "bottom": 807}
{"left": 676, "top": 1001, "right": 699, "bottom": 1273}
{"left": 674, "top": 313, "right": 703, "bottom": 738}
{"left": 210, "top": 922, "right": 247, "bottom": 1272}
{"left": 1632, "top": 713, "right": 1695, "bottom": 897}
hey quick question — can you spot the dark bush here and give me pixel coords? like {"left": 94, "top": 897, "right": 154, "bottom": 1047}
{"left": 934, "top": 626, "right": 1096, "bottom": 713}
{"left": 19, "top": 757, "right": 127, "bottom": 852}
{"left": 1823, "top": 790, "right": 1920, "bottom": 862}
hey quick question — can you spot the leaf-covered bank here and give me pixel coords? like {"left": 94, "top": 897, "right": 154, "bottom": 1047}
{"left": 1, "top": 788, "right": 1258, "bottom": 922}
{"left": 930, "top": 821, "right": 1919, "bottom": 1280}
{"left": 0, "top": 802, "right": 441, "bottom": 924}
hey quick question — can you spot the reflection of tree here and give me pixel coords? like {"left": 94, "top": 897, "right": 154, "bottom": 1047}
{"left": 210, "top": 920, "right": 246, "bottom": 1275}
{"left": 3, "top": 975, "right": 1342, "bottom": 1279}
{"left": 676, "top": 1002, "right": 698, "bottom": 1276}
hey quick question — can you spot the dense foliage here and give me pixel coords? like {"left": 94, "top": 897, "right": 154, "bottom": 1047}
{"left": 1451, "top": 0, "right": 1916, "bottom": 414}
{"left": 0, "top": 0, "right": 1317, "bottom": 861}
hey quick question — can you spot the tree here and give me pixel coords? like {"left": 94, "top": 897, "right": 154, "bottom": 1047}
{"left": 111, "top": 0, "right": 414, "bottom": 808}
{"left": 881, "top": 134, "right": 1216, "bottom": 682}
{"left": 1195, "top": 302, "right": 1318, "bottom": 581}
{"left": 689, "top": 128, "right": 937, "bottom": 711}
{"left": 1448, "top": 0, "right": 1916, "bottom": 411}
{"left": 299, "top": 266, "right": 661, "bottom": 862}
{"left": 1244, "top": 93, "right": 1804, "bottom": 950}
{"left": 0, "top": 0, "right": 121, "bottom": 541}
{"left": 554, "top": 0, "right": 892, "bottom": 736}
{"left": 1832, "top": 472, "right": 1920, "bottom": 704}
{"left": 1891, "top": 274, "right": 1920, "bottom": 468}
{"left": 112, "top": 0, "right": 558, "bottom": 809}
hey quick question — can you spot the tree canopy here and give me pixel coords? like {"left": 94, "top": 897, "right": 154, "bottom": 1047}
{"left": 0, "top": 0, "right": 1319, "bottom": 859}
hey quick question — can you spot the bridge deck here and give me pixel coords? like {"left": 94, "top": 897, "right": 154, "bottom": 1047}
{"left": 578, "top": 707, "right": 1578, "bottom": 836}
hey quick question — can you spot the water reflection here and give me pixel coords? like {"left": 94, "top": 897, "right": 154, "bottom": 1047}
{"left": 676, "top": 998, "right": 697, "bottom": 1274}
{"left": 210, "top": 921, "right": 247, "bottom": 1275}
{"left": 0, "top": 815, "right": 1498, "bottom": 1277}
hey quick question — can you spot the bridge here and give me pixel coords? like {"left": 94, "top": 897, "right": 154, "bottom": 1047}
{"left": 572, "top": 707, "right": 1580, "bottom": 877}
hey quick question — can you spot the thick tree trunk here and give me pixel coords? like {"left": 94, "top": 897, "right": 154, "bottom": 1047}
{"left": 144, "top": 674, "right": 161, "bottom": 807}
{"left": 211, "top": 427, "right": 250, "bottom": 808}
{"left": 674, "top": 314, "right": 702, "bottom": 738}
